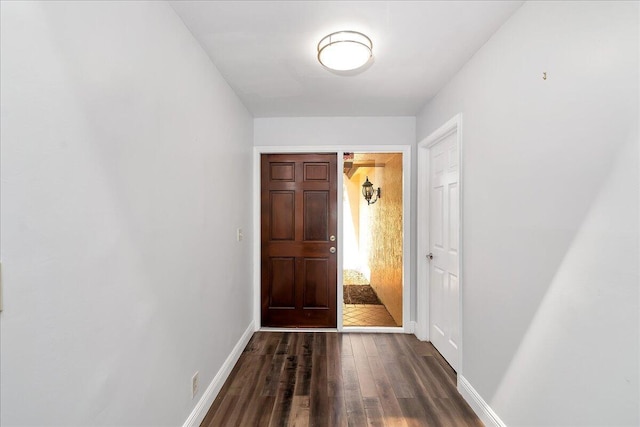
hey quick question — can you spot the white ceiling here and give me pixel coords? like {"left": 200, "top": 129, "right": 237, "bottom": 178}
{"left": 170, "top": 1, "right": 523, "bottom": 117}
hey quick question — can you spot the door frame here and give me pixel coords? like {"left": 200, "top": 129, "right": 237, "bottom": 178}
{"left": 416, "top": 114, "right": 463, "bottom": 369}
{"left": 253, "top": 145, "right": 412, "bottom": 333}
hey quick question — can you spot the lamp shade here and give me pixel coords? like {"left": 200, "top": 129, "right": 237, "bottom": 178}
{"left": 317, "top": 31, "right": 373, "bottom": 71}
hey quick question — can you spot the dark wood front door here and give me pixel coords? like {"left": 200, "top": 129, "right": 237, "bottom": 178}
{"left": 261, "top": 153, "right": 337, "bottom": 328}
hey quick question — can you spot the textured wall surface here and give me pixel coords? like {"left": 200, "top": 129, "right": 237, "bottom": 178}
{"left": 366, "top": 154, "right": 404, "bottom": 325}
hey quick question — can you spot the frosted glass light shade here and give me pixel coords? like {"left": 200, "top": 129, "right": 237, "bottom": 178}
{"left": 317, "top": 31, "right": 373, "bottom": 71}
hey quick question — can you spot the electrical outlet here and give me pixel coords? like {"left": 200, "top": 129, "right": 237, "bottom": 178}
{"left": 192, "top": 372, "right": 199, "bottom": 399}
{"left": 236, "top": 228, "right": 243, "bottom": 242}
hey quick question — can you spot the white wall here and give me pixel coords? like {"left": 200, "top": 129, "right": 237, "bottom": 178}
{"left": 0, "top": 2, "right": 253, "bottom": 426}
{"left": 254, "top": 116, "right": 418, "bottom": 320}
{"left": 417, "top": 1, "right": 639, "bottom": 425}
{"left": 254, "top": 117, "right": 415, "bottom": 148}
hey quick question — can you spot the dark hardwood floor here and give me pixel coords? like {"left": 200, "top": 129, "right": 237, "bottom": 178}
{"left": 201, "top": 332, "right": 482, "bottom": 427}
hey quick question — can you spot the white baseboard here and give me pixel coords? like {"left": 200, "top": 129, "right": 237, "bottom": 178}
{"left": 182, "top": 321, "right": 255, "bottom": 427}
{"left": 458, "top": 375, "right": 506, "bottom": 427}
{"left": 414, "top": 321, "right": 428, "bottom": 341}
{"left": 406, "top": 320, "right": 417, "bottom": 334}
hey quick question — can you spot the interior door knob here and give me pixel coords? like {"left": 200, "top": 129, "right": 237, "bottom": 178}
{"left": 330, "top": 247, "right": 336, "bottom": 254}
{"left": 427, "top": 253, "right": 433, "bottom": 260}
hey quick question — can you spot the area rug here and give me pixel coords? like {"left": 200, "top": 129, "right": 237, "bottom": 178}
{"left": 343, "top": 285, "right": 382, "bottom": 305}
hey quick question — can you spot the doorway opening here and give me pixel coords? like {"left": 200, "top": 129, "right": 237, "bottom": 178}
{"left": 342, "top": 152, "right": 403, "bottom": 327}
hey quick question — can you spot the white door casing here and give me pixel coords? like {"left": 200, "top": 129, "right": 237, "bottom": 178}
{"left": 416, "top": 114, "right": 462, "bottom": 373}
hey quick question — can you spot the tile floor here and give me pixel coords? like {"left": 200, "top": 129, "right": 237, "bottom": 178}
{"left": 343, "top": 304, "right": 399, "bottom": 327}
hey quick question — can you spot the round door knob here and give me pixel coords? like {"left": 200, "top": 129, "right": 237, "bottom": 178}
{"left": 427, "top": 253, "right": 434, "bottom": 260}
{"left": 330, "top": 247, "right": 336, "bottom": 254}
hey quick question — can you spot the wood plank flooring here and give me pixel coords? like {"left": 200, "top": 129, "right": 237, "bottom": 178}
{"left": 201, "top": 332, "right": 482, "bottom": 427}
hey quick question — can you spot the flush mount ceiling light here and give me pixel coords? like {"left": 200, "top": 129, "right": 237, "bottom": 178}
{"left": 317, "top": 31, "right": 373, "bottom": 71}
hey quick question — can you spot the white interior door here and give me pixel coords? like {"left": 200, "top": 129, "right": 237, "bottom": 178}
{"left": 428, "top": 131, "right": 460, "bottom": 371}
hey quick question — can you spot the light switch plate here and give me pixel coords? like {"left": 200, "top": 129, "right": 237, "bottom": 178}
{"left": 192, "top": 371, "right": 199, "bottom": 398}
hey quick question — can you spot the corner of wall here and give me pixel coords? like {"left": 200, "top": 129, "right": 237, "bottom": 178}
{"left": 458, "top": 376, "right": 506, "bottom": 427}
{"left": 182, "top": 321, "right": 255, "bottom": 427}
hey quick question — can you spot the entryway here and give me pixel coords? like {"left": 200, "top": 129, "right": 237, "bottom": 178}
{"left": 342, "top": 152, "right": 404, "bottom": 328}
{"left": 255, "top": 146, "right": 411, "bottom": 332}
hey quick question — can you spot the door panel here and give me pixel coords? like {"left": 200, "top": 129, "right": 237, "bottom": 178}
{"left": 449, "top": 272, "right": 460, "bottom": 346}
{"left": 432, "top": 186, "right": 444, "bottom": 248}
{"left": 270, "top": 192, "right": 295, "bottom": 240}
{"left": 302, "top": 258, "right": 329, "bottom": 308}
{"left": 429, "top": 133, "right": 460, "bottom": 370}
{"left": 304, "top": 192, "right": 329, "bottom": 241}
{"left": 303, "top": 162, "right": 330, "bottom": 181}
{"left": 261, "top": 153, "right": 337, "bottom": 328}
{"left": 448, "top": 183, "right": 459, "bottom": 253}
{"left": 270, "top": 162, "right": 295, "bottom": 181}
{"left": 269, "top": 258, "right": 296, "bottom": 308}
{"left": 431, "top": 267, "right": 445, "bottom": 336}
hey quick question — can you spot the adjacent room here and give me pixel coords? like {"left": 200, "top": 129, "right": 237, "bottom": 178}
{"left": 1, "top": 1, "right": 637, "bottom": 426}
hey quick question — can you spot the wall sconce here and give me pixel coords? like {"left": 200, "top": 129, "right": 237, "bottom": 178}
{"left": 362, "top": 176, "right": 381, "bottom": 205}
